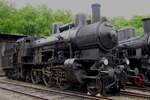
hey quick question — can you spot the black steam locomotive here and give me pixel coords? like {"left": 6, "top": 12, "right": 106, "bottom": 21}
{"left": 2, "top": 4, "right": 127, "bottom": 95}
{"left": 118, "top": 18, "right": 150, "bottom": 86}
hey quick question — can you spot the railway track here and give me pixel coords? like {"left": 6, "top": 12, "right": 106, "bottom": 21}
{"left": 127, "top": 86, "right": 150, "bottom": 92}
{"left": 0, "top": 77, "right": 150, "bottom": 100}
{"left": 0, "top": 78, "right": 112, "bottom": 100}
{"left": 119, "top": 86, "right": 150, "bottom": 99}
{"left": 120, "top": 90, "right": 150, "bottom": 99}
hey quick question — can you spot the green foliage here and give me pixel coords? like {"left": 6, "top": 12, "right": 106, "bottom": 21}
{"left": 0, "top": 0, "right": 72, "bottom": 36}
{"left": 109, "top": 15, "right": 150, "bottom": 36}
{"left": 0, "top": 0, "right": 149, "bottom": 37}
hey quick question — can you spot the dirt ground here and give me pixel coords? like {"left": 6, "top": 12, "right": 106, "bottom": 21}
{"left": 0, "top": 88, "right": 41, "bottom": 100}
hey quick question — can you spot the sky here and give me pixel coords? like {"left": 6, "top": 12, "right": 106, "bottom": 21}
{"left": 6, "top": 0, "right": 150, "bottom": 18}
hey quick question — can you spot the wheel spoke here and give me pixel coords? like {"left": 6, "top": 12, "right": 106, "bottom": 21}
{"left": 31, "top": 69, "right": 40, "bottom": 84}
{"left": 42, "top": 67, "right": 55, "bottom": 87}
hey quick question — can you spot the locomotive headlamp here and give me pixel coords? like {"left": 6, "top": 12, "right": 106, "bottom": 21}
{"left": 125, "top": 59, "right": 130, "bottom": 65}
{"left": 102, "top": 58, "right": 109, "bottom": 65}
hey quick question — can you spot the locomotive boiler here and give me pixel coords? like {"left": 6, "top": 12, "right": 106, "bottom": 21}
{"left": 2, "top": 3, "right": 127, "bottom": 95}
{"left": 118, "top": 18, "right": 150, "bottom": 86}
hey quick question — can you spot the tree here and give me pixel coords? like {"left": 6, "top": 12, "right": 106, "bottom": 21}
{"left": 0, "top": 0, "right": 149, "bottom": 37}
{"left": 0, "top": 0, "right": 72, "bottom": 36}
{"left": 109, "top": 15, "right": 150, "bottom": 36}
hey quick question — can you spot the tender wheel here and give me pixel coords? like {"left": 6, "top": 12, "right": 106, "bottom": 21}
{"left": 42, "top": 67, "right": 55, "bottom": 87}
{"left": 15, "top": 67, "right": 21, "bottom": 80}
{"left": 5, "top": 69, "right": 13, "bottom": 79}
{"left": 31, "top": 69, "right": 40, "bottom": 84}
{"left": 25, "top": 71, "right": 31, "bottom": 82}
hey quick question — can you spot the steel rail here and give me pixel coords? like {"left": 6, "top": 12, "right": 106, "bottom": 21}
{"left": 0, "top": 79, "right": 113, "bottom": 100}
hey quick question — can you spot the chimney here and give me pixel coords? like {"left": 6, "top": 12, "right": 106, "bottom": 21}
{"left": 75, "top": 13, "right": 87, "bottom": 27}
{"left": 91, "top": 3, "right": 101, "bottom": 23}
{"left": 142, "top": 18, "right": 150, "bottom": 34}
{"left": 52, "top": 22, "right": 63, "bottom": 34}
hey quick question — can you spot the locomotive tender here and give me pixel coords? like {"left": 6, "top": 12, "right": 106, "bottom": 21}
{"left": 118, "top": 18, "right": 150, "bottom": 86}
{"left": 2, "top": 3, "right": 127, "bottom": 95}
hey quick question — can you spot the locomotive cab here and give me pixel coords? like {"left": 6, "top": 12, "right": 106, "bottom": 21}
{"left": 16, "top": 36, "right": 36, "bottom": 63}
